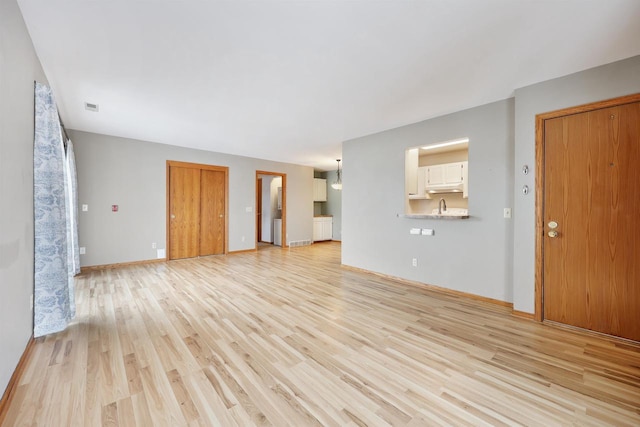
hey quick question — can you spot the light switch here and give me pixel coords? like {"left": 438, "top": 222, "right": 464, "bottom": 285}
{"left": 422, "top": 228, "right": 435, "bottom": 236}
{"left": 82, "top": 204, "right": 88, "bottom": 212}
{"left": 245, "top": 206, "right": 253, "bottom": 213}
{"left": 410, "top": 228, "right": 421, "bottom": 235}
{"left": 504, "top": 208, "right": 512, "bottom": 218}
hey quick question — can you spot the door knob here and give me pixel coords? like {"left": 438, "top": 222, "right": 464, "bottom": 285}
{"left": 171, "top": 214, "right": 176, "bottom": 219}
{"left": 548, "top": 230, "right": 559, "bottom": 238}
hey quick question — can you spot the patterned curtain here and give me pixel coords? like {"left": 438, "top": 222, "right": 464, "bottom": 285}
{"left": 66, "top": 140, "right": 81, "bottom": 275}
{"left": 64, "top": 139, "right": 78, "bottom": 318}
{"left": 33, "top": 82, "right": 76, "bottom": 337}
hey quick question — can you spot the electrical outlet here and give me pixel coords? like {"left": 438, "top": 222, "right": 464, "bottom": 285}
{"left": 152, "top": 242, "right": 157, "bottom": 249}
{"left": 79, "top": 247, "right": 86, "bottom": 255}
{"left": 412, "top": 258, "right": 417, "bottom": 267}
{"left": 504, "top": 208, "right": 512, "bottom": 218}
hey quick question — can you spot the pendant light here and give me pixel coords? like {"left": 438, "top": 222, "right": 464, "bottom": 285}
{"left": 331, "top": 159, "right": 342, "bottom": 190}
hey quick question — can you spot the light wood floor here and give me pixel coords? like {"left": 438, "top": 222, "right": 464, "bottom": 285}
{"left": 3, "top": 242, "right": 639, "bottom": 426}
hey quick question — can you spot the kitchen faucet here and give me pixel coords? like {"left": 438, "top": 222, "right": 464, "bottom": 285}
{"left": 438, "top": 198, "right": 447, "bottom": 214}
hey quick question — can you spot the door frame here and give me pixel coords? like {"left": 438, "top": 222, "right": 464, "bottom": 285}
{"left": 166, "top": 160, "right": 229, "bottom": 260}
{"left": 256, "top": 177, "right": 263, "bottom": 242}
{"left": 255, "top": 170, "right": 287, "bottom": 248}
{"left": 534, "top": 93, "right": 640, "bottom": 321}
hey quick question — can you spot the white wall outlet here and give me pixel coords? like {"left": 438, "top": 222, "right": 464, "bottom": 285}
{"left": 504, "top": 208, "right": 512, "bottom": 218}
{"left": 30, "top": 294, "right": 33, "bottom": 310}
{"left": 79, "top": 247, "right": 86, "bottom": 255}
{"left": 412, "top": 258, "right": 417, "bottom": 267}
{"left": 157, "top": 249, "right": 165, "bottom": 259}
{"left": 152, "top": 242, "right": 157, "bottom": 249}
{"left": 82, "top": 204, "right": 88, "bottom": 212}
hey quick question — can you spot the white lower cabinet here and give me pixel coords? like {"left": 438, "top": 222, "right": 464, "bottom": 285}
{"left": 313, "top": 217, "right": 333, "bottom": 242}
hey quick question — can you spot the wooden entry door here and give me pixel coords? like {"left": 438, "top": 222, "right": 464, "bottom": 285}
{"left": 168, "top": 161, "right": 228, "bottom": 260}
{"left": 541, "top": 99, "right": 640, "bottom": 341}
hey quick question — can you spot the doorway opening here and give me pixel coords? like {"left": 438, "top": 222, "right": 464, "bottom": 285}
{"left": 256, "top": 171, "right": 286, "bottom": 249}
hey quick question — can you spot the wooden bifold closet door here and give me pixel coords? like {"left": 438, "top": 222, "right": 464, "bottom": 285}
{"left": 168, "top": 161, "right": 227, "bottom": 260}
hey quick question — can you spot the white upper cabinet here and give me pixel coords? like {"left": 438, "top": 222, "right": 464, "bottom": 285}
{"left": 426, "top": 164, "right": 445, "bottom": 186}
{"left": 425, "top": 161, "right": 468, "bottom": 198}
{"left": 408, "top": 166, "right": 428, "bottom": 199}
{"left": 313, "top": 178, "right": 327, "bottom": 202}
{"left": 444, "top": 162, "right": 464, "bottom": 184}
{"left": 405, "top": 148, "right": 419, "bottom": 196}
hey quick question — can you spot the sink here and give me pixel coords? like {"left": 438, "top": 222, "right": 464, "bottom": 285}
{"left": 431, "top": 208, "right": 468, "bottom": 216}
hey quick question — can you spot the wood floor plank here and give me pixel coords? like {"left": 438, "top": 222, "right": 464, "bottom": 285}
{"left": 3, "top": 242, "right": 639, "bottom": 426}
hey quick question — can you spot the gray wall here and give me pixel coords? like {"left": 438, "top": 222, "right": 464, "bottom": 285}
{"left": 70, "top": 130, "right": 314, "bottom": 266}
{"left": 512, "top": 55, "right": 640, "bottom": 313}
{"left": 343, "top": 99, "right": 515, "bottom": 302}
{"left": 0, "top": 0, "right": 48, "bottom": 395}
{"left": 342, "top": 55, "right": 640, "bottom": 312}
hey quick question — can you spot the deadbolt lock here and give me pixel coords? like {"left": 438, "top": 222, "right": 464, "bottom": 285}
{"left": 548, "top": 221, "right": 558, "bottom": 229}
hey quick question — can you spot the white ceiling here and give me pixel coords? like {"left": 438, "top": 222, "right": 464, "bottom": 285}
{"left": 17, "top": 0, "right": 640, "bottom": 171}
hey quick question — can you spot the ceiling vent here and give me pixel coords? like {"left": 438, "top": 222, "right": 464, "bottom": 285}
{"left": 84, "top": 102, "right": 99, "bottom": 112}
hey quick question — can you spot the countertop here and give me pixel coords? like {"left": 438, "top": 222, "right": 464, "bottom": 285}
{"left": 397, "top": 213, "right": 470, "bottom": 220}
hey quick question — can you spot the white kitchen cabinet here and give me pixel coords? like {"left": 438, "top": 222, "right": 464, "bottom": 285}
{"left": 405, "top": 148, "right": 419, "bottom": 196}
{"left": 313, "top": 178, "right": 327, "bottom": 202}
{"left": 426, "top": 162, "right": 463, "bottom": 185}
{"left": 444, "top": 163, "right": 464, "bottom": 184}
{"left": 408, "top": 166, "right": 428, "bottom": 199}
{"left": 425, "top": 161, "right": 468, "bottom": 198}
{"left": 426, "top": 164, "right": 445, "bottom": 186}
{"left": 312, "top": 220, "right": 323, "bottom": 242}
{"left": 313, "top": 216, "right": 333, "bottom": 241}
